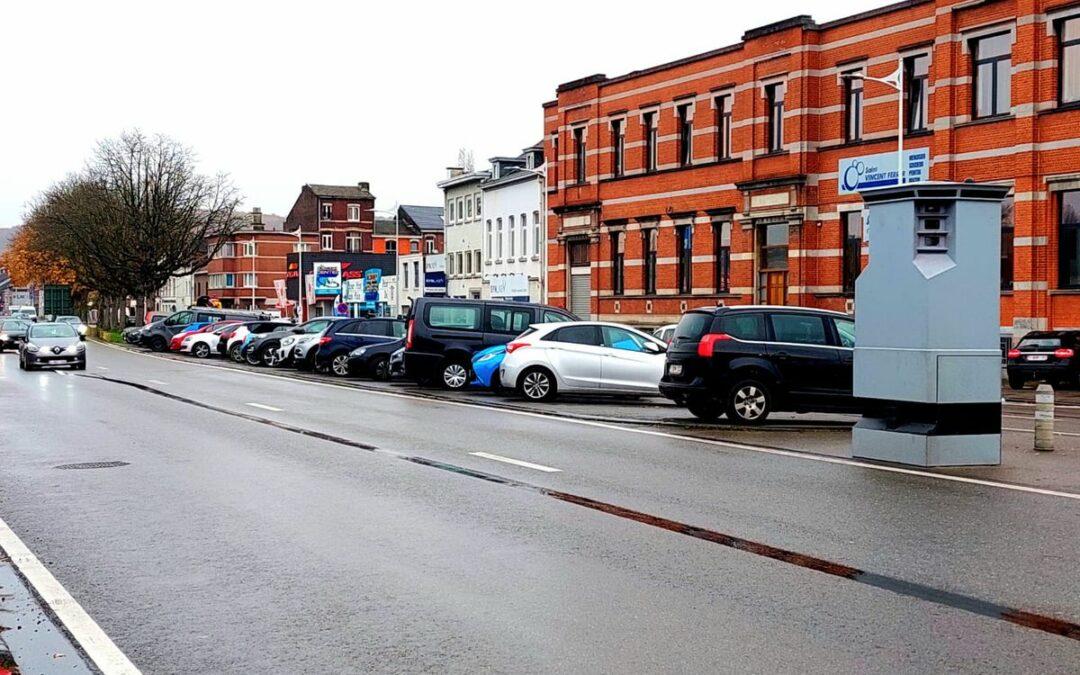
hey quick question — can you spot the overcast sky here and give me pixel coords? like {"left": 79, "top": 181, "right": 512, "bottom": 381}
{"left": 0, "top": 0, "right": 875, "bottom": 227}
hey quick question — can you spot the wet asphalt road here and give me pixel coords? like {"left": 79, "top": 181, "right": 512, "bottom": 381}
{"left": 0, "top": 343, "right": 1079, "bottom": 673}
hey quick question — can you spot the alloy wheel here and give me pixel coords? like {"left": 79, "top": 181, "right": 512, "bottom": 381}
{"left": 332, "top": 355, "right": 350, "bottom": 377}
{"left": 443, "top": 362, "right": 468, "bottom": 389}
{"left": 263, "top": 349, "right": 281, "bottom": 367}
{"left": 733, "top": 384, "right": 767, "bottom": 421}
{"left": 193, "top": 343, "right": 210, "bottom": 358}
{"left": 522, "top": 371, "right": 551, "bottom": 401}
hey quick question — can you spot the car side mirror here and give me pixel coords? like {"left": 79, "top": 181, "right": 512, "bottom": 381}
{"left": 645, "top": 341, "right": 665, "bottom": 354}
{"left": 290, "top": 327, "right": 304, "bottom": 334}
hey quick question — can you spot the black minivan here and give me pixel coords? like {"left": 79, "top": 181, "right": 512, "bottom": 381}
{"left": 659, "top": 305, "right": 859, "bottom": 424}
{"left": 403, "top": 298, "right": 576, "bottom": 389}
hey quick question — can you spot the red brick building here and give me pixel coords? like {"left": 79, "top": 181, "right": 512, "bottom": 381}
{"left": 284, "top": 182, "right": 376, "bottom": 253}
{"left": 544, "top": 0, "right": 1080, "bottom": 341}
{"left": 195, "top": 209, "right": 318, "bottom": 312}
{"left": 372, "top": 204, "right": 445, "bottom": 256}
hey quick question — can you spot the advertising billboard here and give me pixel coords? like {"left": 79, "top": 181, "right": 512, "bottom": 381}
{"left": 838, "top": 148, "right": 930, "bottom": 195}
{"left": 313, "top": 262, "right": 342, "bottom": 296}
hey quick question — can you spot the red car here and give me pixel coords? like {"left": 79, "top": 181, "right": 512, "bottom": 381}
{"left": 168, "top": 321, "right": 238, "bottom": 351}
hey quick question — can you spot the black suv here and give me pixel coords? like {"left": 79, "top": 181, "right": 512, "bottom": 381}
{"left": 659, "top": 306, "right": 859, "bottom": 424}
{"left": 1005, "top": 331, "right": 1080, "bottom": 389}
{"left": 404, "top": 297, "right": 576, "bottom": 389}
{"left": 314, "top": 318, "right": 406, "bottom": 376}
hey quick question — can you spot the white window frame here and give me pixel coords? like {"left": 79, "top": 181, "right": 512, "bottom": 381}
{"left": 321, "top": 202, "right": 333, "bottom": 220}
{"left": 345, "top": 232, "right": 361, "bottom": 253}
{"left": 321, "top": 233, "right": 333, "bottom": 250}
{"left": 347, "top": 204, "right": 361, "bottom": 222}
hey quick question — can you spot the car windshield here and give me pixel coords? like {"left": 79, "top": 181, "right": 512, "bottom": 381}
{"left": 1017, "top": 336, "right": 1062, "bottom": 351}
{"left": 2, "top": 320, "right": 27, "bottom": 331}
{"left": 29, "top": 324, "right": 77, "bottom": 339}
{"left": 57, "top": 316, "right": 82, "bottom": 323}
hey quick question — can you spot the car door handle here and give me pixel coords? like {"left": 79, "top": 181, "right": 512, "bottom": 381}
{"left": 774, "top": 352, "right": 790, "bottom": 360}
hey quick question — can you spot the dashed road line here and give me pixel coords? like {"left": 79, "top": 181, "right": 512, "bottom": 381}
{"left": 147, "top": 379, "right": 168, "bottom": 386}
{"left": 246, "top": 402, "right": 283, "bottom": 412}
{"left": 470, "top": 452, "right": 562, "bottom": 473}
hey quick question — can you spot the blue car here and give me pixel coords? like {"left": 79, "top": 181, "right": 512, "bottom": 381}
{"left": 471, "top": 344, "right": 507, "bottom": 389}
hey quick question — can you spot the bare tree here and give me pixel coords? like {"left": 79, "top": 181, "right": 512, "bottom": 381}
{"left": 457, "top": 147, "right": 475, "bottom": 173}
{"left": 27, "top": 131, "right": 244, "bottom": 328}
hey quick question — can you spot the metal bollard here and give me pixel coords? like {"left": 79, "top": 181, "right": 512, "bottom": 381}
{"left": 1034, "top": 383, "right": 1054, "bottom": 452}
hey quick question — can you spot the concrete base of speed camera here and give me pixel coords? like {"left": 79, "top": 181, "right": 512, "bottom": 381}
{"left": 853, "top": 425, "right": 1001, "bottom": 466}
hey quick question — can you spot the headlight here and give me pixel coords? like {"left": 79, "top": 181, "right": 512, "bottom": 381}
{"left": 0, "top": 334, "right": 7, "bottom": 341}
{"left": 66, "top": 343, "right": 84, "bottom": 354}
{"left": 77, "top": 325, "right": 87, "bottom": 334}
{"left": 351, "top": 347, "right": 367, "bottom": 356}
{"left": 281, "top": 337, "right": 296, "bottom": 347}
{"left": 25, "top": 343, "right": 38, "bottom": 353}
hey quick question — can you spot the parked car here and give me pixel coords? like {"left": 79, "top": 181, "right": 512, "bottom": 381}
{"left": 54, "top": 315, "right": 88, "bottom": 340}
{"left": 403, "top": 298, "right": 576, "bottom": 389}
{"left": 279, "top": 332, "right": 325, "bottom": 370}
{"left": 389, "top": 347, "right": 405, "bottom": 377}
{"left": 224, "top": 320, "right": 293, "bottom": 361}
{"left": 141, "top": 308, "right": 267, "bottom": 352}
{"left": 1005, "top": 331, "right": 1080, "bottom": 389}
{"left": 653, "top": 324, "right": 678, "bottom": 345}
{"left": 499, "top": 322, "right": 667, "bottom": 402}
{"left": 0, "top": 318, "right": 31, "bottom": 351}
{"left": 471, "top": 344, "right": 507, "bottom": 389}
{"left": 19, "top": 322, "right": 86, "bottom": 371}
{"left": 314, "top": 318, "right": 406, "bottom": 376}
{"left": 242, "top": 317, "right": 343, "bottom": 367}
{"left": 180, "top": 321, "right": 241, "bottom": 358}
{"left": 168, "top": 322, "right": 215, "bottom": 351}
{"left": 659, "top": 305, "right": 858, "bottom": 424}
{"left": 346, "top": 339, "right": 404, "bottom": 380}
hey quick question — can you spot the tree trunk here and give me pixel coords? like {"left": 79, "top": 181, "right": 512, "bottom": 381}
{"left": 135, "top": 296, "right": 147, "bottom": 327}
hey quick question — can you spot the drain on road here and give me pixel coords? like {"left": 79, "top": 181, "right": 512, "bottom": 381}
{"left": 53, "top": 462, "right": 129, "bottom": 471}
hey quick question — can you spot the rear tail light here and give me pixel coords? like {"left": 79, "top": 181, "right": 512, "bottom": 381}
{"left": 406, "top": 319, "right": 414, "bottom": 350}
{"left": 1055, "top": 348, "right": 1075, "bottom": 359}
{"left": 505, "top": 341, "right": 529, "bottom": 354}
{"left": 697, "top": 333, "right": 732, "bottom": 358}
{"left": 1007, "top": 349, "right": 1021, "bottom": 359}
{"left": 318, "top": 336, "right": 332, "bottom": 345}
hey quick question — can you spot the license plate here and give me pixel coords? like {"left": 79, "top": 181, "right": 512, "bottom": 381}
{"left": 669, "top": 364, "right": 683, "bottom": 376}
{"left": 1027, "top": 355, "right": 1048, "bottom": 361}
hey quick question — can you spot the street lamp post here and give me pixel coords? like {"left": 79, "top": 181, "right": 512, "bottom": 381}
{"left": 843, "top": 64, "right": 906, "bottom": 185}
{"left": 294, "top": 227, "right": 305, "bottom": 322}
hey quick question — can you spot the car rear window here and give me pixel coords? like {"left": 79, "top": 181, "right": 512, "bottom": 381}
{"left": 2, "top": 320, "right": 26, "bottom": 330}
{"left": 672, "top": 313, "right": 714, "bottom": 341}
{"left": 427, "top": 304, "right": 481, "bottom": 331}
{"left": 718, "top": 313, "right": 766, "bottom": 341}
{"left": 1017, "top": 336, "right": 1062, "bottom": 351}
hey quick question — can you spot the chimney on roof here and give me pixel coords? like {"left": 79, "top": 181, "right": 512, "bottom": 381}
{"left": 251, "top": 207, "right": 263, "bottom": 231}
{"left": 447, "top": 166, "right": 465, "bottom": 179}
{"left": 358, "top": 181, "right": 370, "bottom": 193}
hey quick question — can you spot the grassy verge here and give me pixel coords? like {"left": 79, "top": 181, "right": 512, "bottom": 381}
{"left": 89, "top": 327, "right": 125, "bottom": 343}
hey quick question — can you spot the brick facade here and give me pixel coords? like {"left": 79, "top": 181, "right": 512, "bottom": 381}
{"left": 284, "top": 183, "right": 376, "bottom": 254}
{"left": 543, "top": 0, "right": 1080, "bottom": 339}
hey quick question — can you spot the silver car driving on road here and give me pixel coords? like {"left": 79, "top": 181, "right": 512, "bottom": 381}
{"left": 19, "top": 322, "right": 86, "bottom": 371}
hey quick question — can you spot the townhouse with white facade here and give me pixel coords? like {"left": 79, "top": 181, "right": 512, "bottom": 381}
{"left": 479, "top": 144, "right": 546, "bottom": 303}
{"left": 437, "top": 167, "right": 489, "bottom": 298}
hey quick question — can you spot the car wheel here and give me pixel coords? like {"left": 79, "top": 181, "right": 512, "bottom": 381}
{"left": 149, "top": 336, "right": 168, "bottom": 352}
{"left": 687, "top": 398, "right": 724, "bottom": 421}
{"left": 440, "top": 359, "right": 470, "bottom": 390}
{"left": 726, "top": 378, "right": 772, "bottom": 425}
{"left": 192, "top": 342, "right": 211, "bottom": 359}
{"left": 229, "top": 343, "right": 243, "bottom": 362}
{"left": 1007, "top": 374, "right": 1026, "bottom": 391}
{"left": 261, "top": 345, "right": 283, "bottom": 367}
{"left": 331, "top": 353, "right": 351, "bottom": 377}
{"left": 519, "top": 367, "right": 557, "bottom": 402}
{"left": 369, "top": 355, "right": 391, "bottom": 381}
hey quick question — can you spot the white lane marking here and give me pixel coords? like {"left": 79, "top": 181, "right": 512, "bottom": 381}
{"left": 91, "top": 340, "right": 1080, "bottom": 501}
{"left": 0, "top": 515, "right": 140, "bottom": 674}
{"left": 245, "top": 402, "right": 283, "bottom": 412}
{"left": 54, "top": 370, "right": 67, "bottom": 376}
{"left": 1004, "top": 426, "right": 1080, "bottom": 438}
{"left": 147, "top": 379, "right": 168, "bottom": 386}
{"left": 96, "top": 366, "right": 109, "bottom": 371}
{"left": 470, "top": 452, "right": 562, "bottom": 473}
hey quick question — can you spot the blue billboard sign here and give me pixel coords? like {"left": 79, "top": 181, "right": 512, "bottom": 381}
{"left": 838, "top": 148, "right": 930, "bottom": 195}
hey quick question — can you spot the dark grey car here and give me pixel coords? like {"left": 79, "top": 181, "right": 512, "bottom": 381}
{"left": 20, "top": 322, "right": 86, "bottom": 370}
{"left": 0, "top": 319, "right": 31, "bottom": 351}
